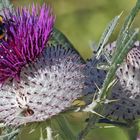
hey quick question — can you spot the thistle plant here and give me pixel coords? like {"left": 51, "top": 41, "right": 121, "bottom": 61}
{"left": 78, "top": 0, "right": 140, "bottom": 139}
{"left": 0, "top": 2, "right": 94, "bottom": 139}
{"left": 0, "top": 3, "right": 93, "bottom": 127}
{"left": 0, "top": 0, "right": 140, "bottom": 140}
{"left": 105, "top": 41, "right": 140, "bottom": 120}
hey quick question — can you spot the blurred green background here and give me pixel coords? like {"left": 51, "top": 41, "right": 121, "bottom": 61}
{"left": 11, "top": 0, "right": 139, "bottom": 140}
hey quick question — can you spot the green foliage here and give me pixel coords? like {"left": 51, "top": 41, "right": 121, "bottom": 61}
{"left": 78, "top": 0, "right": 140, "bottom": 139}
{"left": 96, "top": 13, "right": 122, "bottom": 59}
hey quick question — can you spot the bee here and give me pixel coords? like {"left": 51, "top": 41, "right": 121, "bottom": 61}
{"left": 0, "top": 15, "right": 6, "bottom": 40}
{"left": 21, "top": 107, "right": 34, "bottom": 117}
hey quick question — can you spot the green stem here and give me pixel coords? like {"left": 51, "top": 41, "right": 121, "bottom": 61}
{"left": 56, "top": 115, "right": 76, "bottom": 140}
{"left": 100, "top": 17, "right": 139, "bottom": 100}
{"left": 98, "top": 0, "right": 140, "bottom": 100}
{"left": 78, "top": 104, "right": 103, "bottom": 140}
{"left": 123, "top": 123, "right": 139, "bottom": 140}
{"left": 78, "top": 0, "right": 140, "bottom": 139}
{"left": 113, "top": 0, "right": 140, "bottom": 60}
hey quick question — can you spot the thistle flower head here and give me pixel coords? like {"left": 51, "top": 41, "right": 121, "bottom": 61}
{"left": 86, "top": 41, "right": 140, "bottom": 120}
{"left": 0, "top": 4, "right": 55, "bottom": 83}
{"left": 84, "top": 55, "right": 107, "bottom": 95}
{"left": 104, "top": 41, "right": 140, "bottom": 120}
{"left": 0, "top": 44, "right": 86, "bottom": 126}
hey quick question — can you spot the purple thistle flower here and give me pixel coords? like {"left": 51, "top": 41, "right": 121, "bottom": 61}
{"left": 0, "top": 4, "right": 55, "bottom": 83}
{"left": 0, "top": 5, "right": 95, "bottom": 126}
{"left": 0, "top": 44, "right": 87, "bottom": 126}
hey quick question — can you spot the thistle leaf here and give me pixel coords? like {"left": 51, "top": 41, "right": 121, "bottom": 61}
{"left": 96, "top": 13, "right": 122, "bottom": 59}
{"left": 50, "top": 28, "right": 83, "bottom": 60}
{"left": 104, "top": 40, "right": 140, "bottom": 120}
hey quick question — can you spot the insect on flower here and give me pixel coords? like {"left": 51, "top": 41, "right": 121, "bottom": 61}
{"left": 20, "top": 107, "right": 34, "bottom": 117}
{"left": 0, "top": 4, "right": 94, "bottom": 126}
{"left": 0, "top": 15, "right": 6, "bottom": 40}
{"left": 0, "top": 4, "right": 55, "bottom": 83}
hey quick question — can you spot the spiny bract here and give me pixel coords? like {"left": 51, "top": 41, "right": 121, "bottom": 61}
{"left": 0, "top": 45, "right": 87, "bottom": 126}
{"left": 104, "top": 41, "right": 140, "bottom": 120}
{"left": 0, "top": 4, "right": 89, "bottom": 126}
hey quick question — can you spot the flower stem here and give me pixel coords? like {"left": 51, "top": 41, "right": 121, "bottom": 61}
{"left": 56, "top": 115, "right": 76, "bottom": 140}
{"left": 123, "top": 122, "right": 139, "bottom": 140}
{"left": 78, "top": 0, "right": 140, "bottom": 139}
{"left": 77, "top": 104, "right": 103, "bottom": 140}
